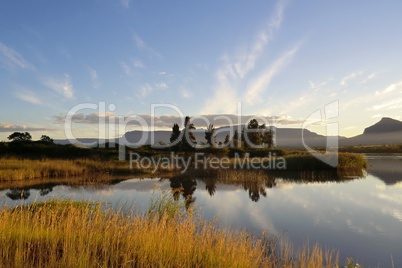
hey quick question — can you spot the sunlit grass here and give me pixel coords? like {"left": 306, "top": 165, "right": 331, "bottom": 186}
{"left": 0, "top": 151, "right": 366, "bottom": 182}
{"left": 0, "top": 194, "right": 343, "bottom": 267}
{"left": 0, "top": 158, "right": 139, "bottom": 181}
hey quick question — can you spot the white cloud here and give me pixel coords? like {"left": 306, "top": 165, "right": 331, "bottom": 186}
{"left": 369, "top": 98, "right": 402, "bottom": 111}
{"left": 359, "top": 71, "right": 379, "bottom": 84}
{"left": 14, "top": 90, "right": 42, "bottom": 105}
{"left": 87, "top": 66, "right": 100, "bottom": 88}
{"left": 121, "top": 0, "right": 130, "bottom": 9}
{"left": 376, "top": 80, "right": 402, "bottom": 95}
{"left": 340, "top": 71, "right": 363, "bottom": 86}
{"left": 133, "top": 34, "right": 162, "bottom": 58}
{"left": 120, "top": 61, "right": 131, "bottom": 76}
{"left": 154, "top": 82, "right": 168, "bottom": 89}
{"left": 133, "top": 34, "right": 146, "bottom": 49}
{"left": 0, "top": 123, "right": 52, "bottom": 132}
{"left": 244, "top": 44, "right": 300, "bottom": 104}
{"left": 54, "top": 112, "right": 305, "bottom": 128}
{"left": 372, "top": 114, "right": 382, "bottom": 118}
{"left": 200, "top": 0, "right": 289, "bottom": 114}
{"left": 0, "top": 42, "right": 35, "bottom": 70}
{"left": 234, "top": 0, "right": 287, "bottom": 78}
{"left": 308, "top": 80, "right": 329, "bottom": 91}
{"left": 181, "top": 88, "right": 192, "bottom": 99}
{"left": 42, "top": 74, "right": 74, "bottom": 99}
{"left": 133, "top": 59, "right": 144, "bottom": 68}
{"left": 140, "top": 83, "right": 153, "bottom": 97}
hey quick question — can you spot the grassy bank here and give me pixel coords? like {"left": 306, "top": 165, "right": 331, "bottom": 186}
{"left": 0, "top": 151, "right": 367, "bottom": 182}
{"left": 339, "top": 144, "right": 402, "bottom": 153}
{"left": 0, "top": 157, "right": 176, "bottom": 182}
{"left": 0, "top": 197, "right": 345, "bottom": 267}
{"left": 282, "top": 152, "right": 367, "bottom": 172}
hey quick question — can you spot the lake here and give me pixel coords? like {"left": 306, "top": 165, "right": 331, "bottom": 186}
{"left": 1, "top": 155, "right": 401, "bottom": 267}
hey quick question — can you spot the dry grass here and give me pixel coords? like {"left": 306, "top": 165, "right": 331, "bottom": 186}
{"left": 0, "top": 195, "right": 343, "bottom": 268}
{"left": 0, "top": 157, "right": 180, "bottom": 182}
{"left": 0, "top": 158, "right": 134, "bottom": 181}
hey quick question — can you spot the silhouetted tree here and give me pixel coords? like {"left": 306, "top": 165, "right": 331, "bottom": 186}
{"left": 232, "top": 129, "right": 242, "bottom": 148}
{"left": 261, "top": 128, "right": 274, "bottom": 148}
{"left": 245, "top": 119, "right": 261, "bottom": 147}
{"left": 242, "top": 119, "right": 274, "bottom": 148}
{"left": 170, "top": 123, "right": 181, "bottom": 149}
{"left": 224, "top": 134, "right": 230, "bottom": 145}
{"left": 204, "top": 124, "right": 216, "bottom": 147}
{"left": 40, "top": 135, "right": 54, "bottom": 144}
{"left": 7, "top": 132, "right": 32, "bottom": 143}
{"left": 181, "top": 116, "right": 196, "bottom": 150}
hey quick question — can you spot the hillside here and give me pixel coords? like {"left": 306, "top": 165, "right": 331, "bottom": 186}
{"left": 54, "top": 117, "right": 402, "bottom": 148}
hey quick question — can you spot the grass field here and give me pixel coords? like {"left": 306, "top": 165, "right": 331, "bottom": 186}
{"left": 0, "top": 195, "right": 347, "bottom": 268}
{"left": 0, "top": 152, "right": 367, "bottom": 182}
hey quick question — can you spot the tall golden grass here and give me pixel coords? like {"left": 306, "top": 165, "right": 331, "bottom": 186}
{"left": 0, "top": 195, "right": 343, "bottom": 268}
{"left": 0, "top": 157, "right": 179, "bottom": 182}
{"left": 0, "top": 151, "right": 367, "bottom": 182}
{"left": 0, "top": 158, "right": 133, "bottom": 181}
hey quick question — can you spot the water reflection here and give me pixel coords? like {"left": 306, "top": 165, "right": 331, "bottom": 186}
{"left": 169, "top": 176, "right": 197, "bottom": 209}
{"left": 1, "top": 169, "right": 362, "bottom": 203}
{"left": 366, "top": 156, "right": 402, "bottom": 185}
{"left": 1, "top": 157, "right": 402, "bottom": 267}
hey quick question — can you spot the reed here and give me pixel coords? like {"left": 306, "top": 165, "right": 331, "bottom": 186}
{"left": 0, "top": 158, "right": 134, "bottom": 181}
{"left": 0, "top": 195, "right": 343, "bottom": 267}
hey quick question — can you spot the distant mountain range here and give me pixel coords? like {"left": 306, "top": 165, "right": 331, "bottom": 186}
{"left": 55, "top": 117, "right": 402, "bottom": 148}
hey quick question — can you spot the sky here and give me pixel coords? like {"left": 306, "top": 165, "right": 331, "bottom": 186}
{"left": 1, "top": 0, "right": 402, "bottom": 141}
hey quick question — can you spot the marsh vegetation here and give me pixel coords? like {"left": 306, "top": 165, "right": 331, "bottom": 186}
{"left": 0, "top": 195, "right": 347, "bottom": 268}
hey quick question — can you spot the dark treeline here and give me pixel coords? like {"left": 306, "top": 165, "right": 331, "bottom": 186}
{"left": 1, "top": 117, "right": 280, "bottom": 160}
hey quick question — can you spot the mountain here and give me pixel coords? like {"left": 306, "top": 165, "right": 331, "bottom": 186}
{"left": 54, "top": 117, "right": 402, "bottom": 148}
{"left": 120, "top": 126, "right": 346, "bottom": 148}
{"left": 341, "top": 117, "right": 402, "bottom": 146}
{"left": 363, "top": 117, "right": 402, "bottom": 134}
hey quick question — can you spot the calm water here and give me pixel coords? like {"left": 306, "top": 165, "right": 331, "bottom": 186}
{"left": 1, "top": 156, "right": 401, "bottom": 267}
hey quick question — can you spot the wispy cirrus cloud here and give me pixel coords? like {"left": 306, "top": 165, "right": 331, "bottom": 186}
{"left": 0, "top": 123, "right": 53, "bottom": 132}
{"left": 375, "top": 80, "right": 402, "bottom": 95}
{"left": 133, "top": 34, "right": 162, "bottom": 59}
{"left": 14, "top": 89, "right": 42, "bottom": 105}
{"left": 133, "top": 59, "right": 144, "bottom": 68}
{"left": 200, "top": 0, "right": 291, "bottom": 114}
{"left": 234, "top": 0, "right": 287, "bottom": 79}
{"left": 339, "top": 71, "right": 363, "bottom": 86}
{"left": 121, "top": 0, "right": 130, "bottom": 9}
{"left": 244, "top": 44, "right": 300, "bottom": 104}
{"left": 54, "top": 112, "right": 304, "bottom": 128}
{"left": 140, "top": 83, "right": 153, "bottom": 97}
{"left": 120, "top": 61, "right": 131, "bottom": 76}
{"left": 138, "top": 82, "right": 168, "bottom": 97}
{"left": 42, "top": 74, "right": 74, "bottom": 99}
{"left": 369, "top": 98, "right": 402, "bottom": 111}
{"left": 87, "top": 66, "right": 100, "bottom": 88}
{"left": 0, "top": 42, "right": 35, "bottom": 70}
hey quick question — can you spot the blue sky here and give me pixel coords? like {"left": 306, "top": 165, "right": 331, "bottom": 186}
{"left": 1, "top": 0, "right": 402, "bottom": 140}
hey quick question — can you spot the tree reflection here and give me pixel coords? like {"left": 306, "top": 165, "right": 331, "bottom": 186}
{"left": 6, "top": 189, "right": 30, "bottom": 200}
{"left": 204, "top": 178, "right": 217, "bottom": 196}
{"left": 169, "top": 176, "right": 197, "bottom": 210}
{"left": 39, "top": 186, "right": 53, "bottom": 196}
{"left": 243, "top": 181, "right": 267, "bottom": 202}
